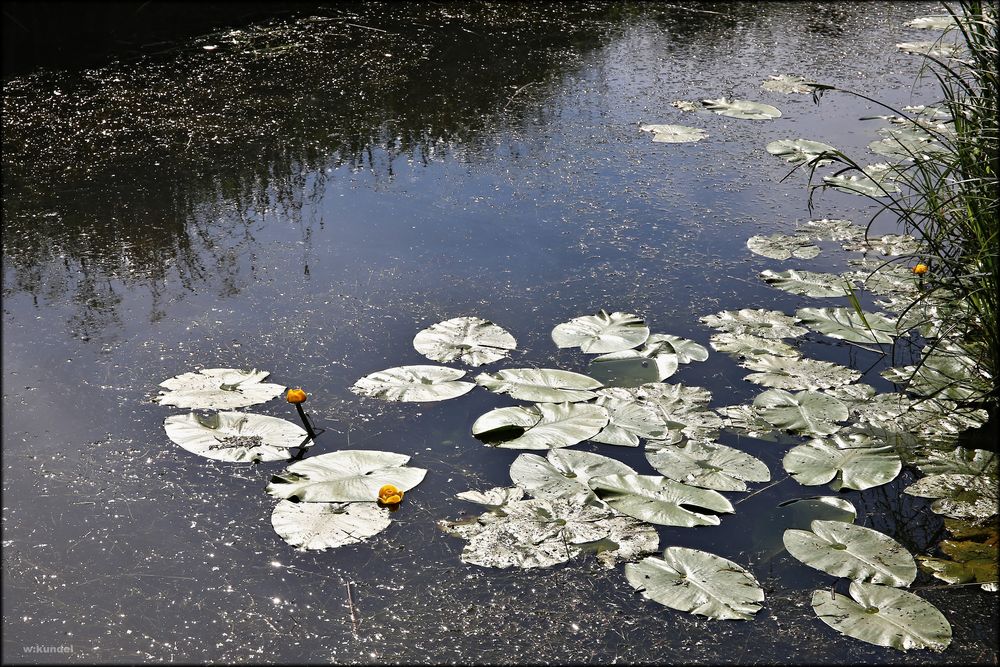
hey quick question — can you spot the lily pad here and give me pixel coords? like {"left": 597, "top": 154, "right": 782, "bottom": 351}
{"left": 796, "top": 306, "right": 899, "bottom": 345}
{"left": 270, "top": 500, "right": 391, "bottom": 551}
{"left": 701, "top": 97, "right": 781, "bottom": 120}
{"left": 761, "top": 74, "right": 817, "bottom": 94}
{"left": 412, "top": 316, "right": 516, "bottom": 366}
{"left": 455, "top": 486, "right": 525, "bottom": 509}
{"left": 154, "top": 368, "right": 285, "bottom": 410}
{"left": 716, "top": 404, "right": 778, "bottom": 440}
{"left": 753, "top": 389, "right": 848, "bottom": 436}
{"left": 903, "top": 473, "right": 998, "bottom": 523}
{"left": 842, "top": 233, "right": 924, "bottom": 256}
{"left": 752, "top": 496, "right": 857, "bottom": 563}
{"left": 471, "top": 402, "right": 609, "bottom": 450}
{"left": 912, "top": 447, "right": 996, "bottom": 476}
{"left": 266, "top": 450, "right": 427, "bottom": 503}
{"left": 509, "top": 449, "right": 637, "bottom": 506}
{"left": 905, "top": 15, "right": 958, "bottom": 30}
{"left": 766, "top": 138, "right": 838, "bottom": 165}
{"left": 896, "top": 41, "right": 961, "bottom": 58}
{"left": 649, "top": 334, "right": 710, "bottom": 364}
{"left": 710, "top": 332, "right": 802, "bottom": 359}
{"left": 163, "top": 411, "right": 312, "bottom": 462}
{"left": 918, "top": 538, "right": 998, "bottom": 589}
{"left": 350, "top": 365, "right": 475, "bottom": 402}
{"left": 635, "top": 383, "right": 722, "bottom": 441}
{"left": 811, "top": 581, "right": 952, "bottom": 651}
{"left": 700, "top": 308, "right": 807, "bottom": 339}
{"left": 591, "top": 387, "right": 670, "bottom": 447}
{"left": 746, "top": 234, "right": 821, "bottom": 260}
{"left": 588, "top": 473, "right": 734, "bottom": 527}
{"left": 760, "top": 269, "right": 851, "bottom": 297}
{"left": 438, "top": 498, "right": 658, "bottom": 569}
{"left": 626, "top": 547, "right": 764, "bottom": 620}
{"left": 741, "top": 355, "right": 861, "bottom": 391}
{"left": 823, "top": 164, "right": 900, "bottom": 197}
{"left": 551, "top": 310, "right": 650, "bottom": 353}
{"left": 784, "top": 520, "right": 917, "bottom": 586}
{"left": 783, "top": 437, "right": 901, "bottom": 491}
{"left": 797, "top": 218, "right": 864, "bottom": 242}
{"left": 475, "top": 367, "right": 602, "bottom": 403}
{"left": 645, "top": 439, "right": 770, "bottom": 492}
{"left": 882, "top": 346, "right": 991, "bottom": 402}
{"left": 639, "top": 123, "right": 708, "bottom": 143}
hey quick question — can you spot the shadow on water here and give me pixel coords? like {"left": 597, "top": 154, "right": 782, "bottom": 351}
{"left": 3, "top": 1, "right": 997, "bottom": 664}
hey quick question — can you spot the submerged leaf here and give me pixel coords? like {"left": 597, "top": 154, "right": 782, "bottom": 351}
{"left": 551, "top": 310, "right": 650, "bottom": 353}
{"left": 589, "top": 473, "right": 734, "bottom": 526}
{"left": 351, "top": 365, "right": 475, "bottom": 402}
{"left": 747, "top": 234, "right": 821, "bottom": 260}
{"left": 639, "top": 123, "right": 708, "bottom": 143}
{"left": 266, "top": 450, "right": 426, "bottom": 502}
{"left": 626, "top": 547, "right": 764, "bottom": 620}
{"left": 412, "top": 316, "right": 516, "bottom": 366}
{"left": 154, "top": 368, "right": 285, "bottom": 410}
{"left": 784, "top": 520, "right": 917, "bottom": 586}
{"left": 472, "top": 402, "right": 609, "bottom": 450}
{"left": 811, "top": 582, "right": 952, "bottom": 651}
{"left": 271, "top": 500, "right": 391, "bottom": 551}
{"left": 475, "top": 367, "right": 602, "bottom": 403}
{"left": 164, "top": 411, "right": 311, "bottom": 462}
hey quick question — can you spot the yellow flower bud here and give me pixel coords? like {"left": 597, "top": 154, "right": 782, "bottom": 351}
{"left": 286, "top": 388, "right": 308, "bottom": 404}
{"left": 378, "top": 484, "right": 403, "bottom": 505}
{"left": 913, "top": 263, "right": 929, "bottom": 275}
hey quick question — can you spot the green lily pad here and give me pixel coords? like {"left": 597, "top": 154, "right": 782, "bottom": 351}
{"left": 823, "top": 164, "right": 900, "bottom": 197}
{"left": 626, "top": 547, "right": 764, "bottom": 620}
{"left": 716, "top": 404, "right": 778, "bottom": 440}
{"left": 905, "top": 15, "right": 958, "bottom": 29}
{"left": 455, "top": 486, "right": 525, "bottom": 509}
{"left": 903, "top": 473, "right": 998, "bottom": 523}
{"left": 784, "top": 520, "right": 917, "bottom": 586}
{"left": 896, "top": 41, "right": 961, "bottom": 58}
{"left": 635, "top": 383, "right": 722, "bottom": 441}
{"left": 766, "top": 138, "right": 838, "bottom": 165}
{"left": 912, "top": 447, "right": 996, "bottom": 476}
{"left": 510, "top": 449, "right": 637, "bottom": 506}
{"left": 918, "top": 538, "right": 998, "bottom": 588}
{"left": 588, "top": 473, "right": 734, "bottom": 527}
{"left": 645, "top": 439, "right": 770, "bottom": 492}
{"left": 761, "top": 74, "right": 817, "bottom": 94}
{"left": 639, "top": 123, "right": 708, "bottom": 143}
{"left": 710, "top": 333, "right": 802, "bottom": 359}
{"left": 747, "top": 234, "right": 821, "bottom": 260}
{"left": 350, "top": 365, "right": 475, "bottom": 402}
{"left": 783, "top": 436, "right": 901, "bottom": 491}
{"left": 270, "top": 500, "right": 391, "bottom": 551}
{"left": 154, "top": 368, "right": 285, "bottom": 410}
{"left": 438, "top": 498, "right": 658, "bottom": 569}
{"left": 701, "top": 97, "right": 781, "bottom": 119}
{"left": 552, "top": 310, "right": 651, "bottom": 353}
{"left": 811, "top": 581, "right": 952, "bottom": 651}
{"left": 753, "top": 389, "right": 848, "bottom": 436}
{"left": 163, "top": 411, "right": 312, "bottom": 462}
{"left": 740, "top": 355, "right": 861, "bottom": 390}
{"left": 752, "top": 496, "right": 857, "bottom": 563}
{"left": 590, "top": 332, "right": 703, "bottom": 381}
{"left": 471, "top": 402, "right": 609, "bottom": 450}
{"left": 700, "top": 309, "right": 807, "bottom": 339}
{"left": 591, "top": 387, "right": 670, "bottom": 447}
{"left": 796, "top": 306, "right": 899, "bottom": 344}
{"left": 412, "top": 316, "right": 516, "bottom": 366}
{"left": 266, "top": 450, "right": 427, "bottom": 503}
{"left": 475, "top": 367, "right": 602, "bottom": 403}
{"left": 842, "top": 233, "right": 924, "bottom": 256}
{"left": 797, "top": 218, "right": 864, "bottom": 242}
{"left": 760, "top": 269, "right": 851, "bottom": 297}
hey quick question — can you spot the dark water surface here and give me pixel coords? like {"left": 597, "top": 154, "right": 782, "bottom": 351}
{"left": 3, "top": 2, "right": 996, "bottom": 664}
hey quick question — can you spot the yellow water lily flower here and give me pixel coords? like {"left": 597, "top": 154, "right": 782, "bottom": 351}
{"left": 913, "top": 263, "right": 929, "bottom": 275}
{"left": 378, "top": 484, "right": 403, "bottom": 505}
{"left": 286, "top": 388, "right": 308, "bottom": 404}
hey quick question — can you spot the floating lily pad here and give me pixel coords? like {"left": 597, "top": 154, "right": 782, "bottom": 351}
{"left": 760, "top": 269, "right": 851, "bottom": 297}
{"left": 645, "top": 439, "right": 770, "bottom": 492}
{"left": 589, "top": 473, "right": 734, "bottom": 527}
{"left": 270, "top": 499, "right": 391, "bottom": 551}
{"left": 784, "top": 520, "right": 917, "bottom": 586}
{"left": 797, "top": 218, "right": 864, "bottom": 242}
{"left": 626, "top": 547, "right": 764, "bottom": 620}
{"left": 741, "top": 355, "right": 861, "bottom": 391}
{"left": 551, "top": 310, "right": 651, "bottom": 353}
{"left": 163, "top": 411, "right": 312, "bottom": 462}
{"left": 746, "top": 234, "right": 821, "bottom": 260}
{"left": 842, "top": 233, "right": 924, "bottom": 256}
{"left": 455, "top": 486, "right": 525, "bottom": 509}
{"left": 700, "top": 309, "right": 807, "bottom": 339}
{"left": 412, "top": 316, "right": 516, "bottom": 366}
{"left": 868, "top": 135, "right": 947, "bottom": 160}
{"left": 351, "top": 365, "right": 475, "bottom": 402}
{"left": 710, "top": 333, "right": 801, "bottom": 359}
{"left": 918, "top": 537, "right": 999, "bottom": 589}
{"left": 671, "top": 100, "right": 701, "bottom": 112}
{"left": 635, "top": 383, "right": 722, "bottom": 441}
{"left": 796, "top": 306, "right": 899, "bottom": 345}
{"left": 905, "top": 15, "right": 958, "bottom": 29}
{"left": 903, "top": 473, "right": 998, "bottom": 523}
{"left": 475, "top": 367, "right": 602, "bottom": 402}
{"left": 896, "top": 41, "right": 961, "bottom": 58}
{"left": 639, "top": 123, "right": 708, "bottom": 143}
{"left": 510, "top": 449, "right": 637, "bottom": 506}
{"left": 650, "top": 334, "right": 710, "bottom": 363}
{"left": 752, "top": 496, "right": 857, "bottom": 563}
{"left": 716, "top": 404, "right": 778, "bottom": 440}
{"left": 766, "top": 138, "right": 838, "bottom": 165}
{"left": 471, "top": 402, "right": 609, "bottom": 450}
{"left": 761, "top": 74, "right": 817, "bottom": 94}
{"left": 823, "top": 164, "right": 900, "bottom": 197}
{"left": 811, "top": 582, "right": 952, "bottom": 651}
{"left": 591, "top": 387, "right": 670, "bottom": 447}
{"left": 154, "top": 368, "right": 285, "bottom": 410}
{"left": 591, "top": 333, "right": 689, "bottom": 384}
{"left": 753, "top": 389, "right": 848, "bottom": 436}
{"left": 701, "top": 97, "right": 781, "bottom": 119}
{"left": 882, "top": 346, "right": 991, "bottom": 402}
{"left": 783, "top": 437, "right": 902, "bottom": 491}
{"left": 438, "top": 498, "right": 658, "bottom": 569}
{"left": 912, "top": 447, "right": 996, "bottom": 476}
{"left": 266, "top": 450, "right": 427, "bottom": 503}
{"left": 588, "top": 357, "right": 665, "bottom": 388}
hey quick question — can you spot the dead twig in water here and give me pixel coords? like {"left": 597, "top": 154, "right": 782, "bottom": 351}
{"left": 504, "top": 81, "right": 539, "bottom": 111}
{"left": 661, "top": 3, "right": 725, "bottom": 16}
{"left": 733, "top": 475, "right": 790, "bottom": 506}
{"left": 346, "top": 581, "right": 360, "bottom": 639}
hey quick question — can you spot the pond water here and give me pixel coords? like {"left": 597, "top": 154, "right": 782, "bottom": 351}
{"left": 2, "top": 2, "right": 996, "bottom": 664}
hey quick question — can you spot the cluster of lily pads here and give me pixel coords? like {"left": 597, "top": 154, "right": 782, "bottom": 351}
{"left": 153, "top": 368, "right": 428, "bottom": 550}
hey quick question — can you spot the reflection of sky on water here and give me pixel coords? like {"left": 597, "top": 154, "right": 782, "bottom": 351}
{"left": 3, "top": 2, "right": 995, "bottom": 663}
